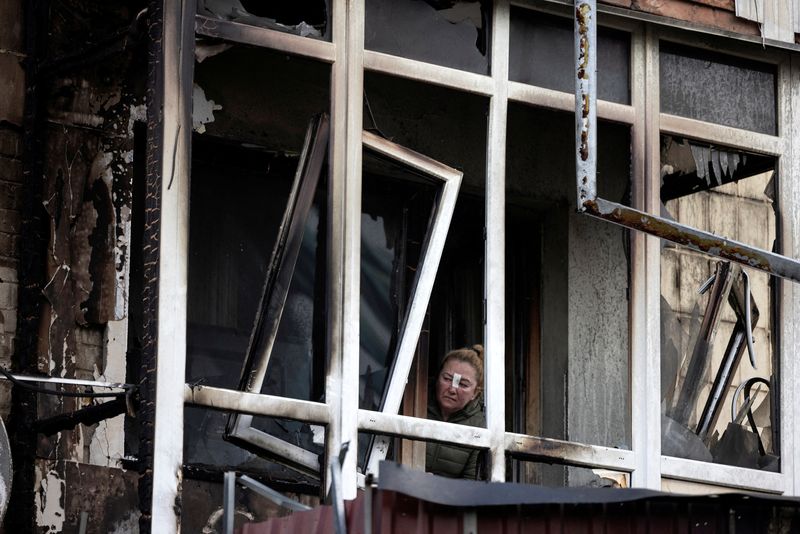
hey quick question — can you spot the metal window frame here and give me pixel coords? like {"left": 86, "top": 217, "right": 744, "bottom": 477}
{"left": 219, "top": 122, "right": 464, "bottom": 477}
{"left": 652, "top": 30, "right": 796, "bottom": 494}
{"left": 223, "top": 113, "right": 329, "bottom": 476}
{"left": 581, "top": 15, "right": 798, "bottom": 493}
{"left": 148, "top": 1, "right": 800, "bottom": 527}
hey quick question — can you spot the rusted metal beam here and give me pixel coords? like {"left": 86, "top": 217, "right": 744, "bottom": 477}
{"left": 583, "top": 197, "right": 800, "bottom": 283}
{"left": 575, "top": 0, "right": 597, "bottom": 209}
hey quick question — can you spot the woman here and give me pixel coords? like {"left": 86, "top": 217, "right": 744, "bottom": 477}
{"left": 426, "top": 345, "right": 486, "bottom": 479}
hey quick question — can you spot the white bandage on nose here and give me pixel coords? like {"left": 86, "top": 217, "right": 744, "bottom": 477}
{"left": 451, "top": 373, "right": 462, "bottom": 389}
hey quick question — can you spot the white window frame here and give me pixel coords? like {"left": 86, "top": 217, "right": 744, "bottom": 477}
{"left": 149, "top": 1, "right": 800, "bottom": 529}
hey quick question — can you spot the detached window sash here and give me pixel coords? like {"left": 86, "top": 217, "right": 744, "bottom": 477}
{"left": 225, "top": 117, "right": 462, "bottom": 477}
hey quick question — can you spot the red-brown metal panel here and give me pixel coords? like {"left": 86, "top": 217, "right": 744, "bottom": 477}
{"left": 238, "top": 480, "right": 800, "bottom": 533}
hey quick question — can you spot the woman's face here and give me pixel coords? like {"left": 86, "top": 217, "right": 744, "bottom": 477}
{"left": 436, "top": 359, "right": 479, "bottom": 420}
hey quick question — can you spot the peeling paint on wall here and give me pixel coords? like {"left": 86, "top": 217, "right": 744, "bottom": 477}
{"left": 193, "top": 84, "right": 222, "bottom": 134}
{"left": 35, "top": 469, "right": 66, "bottom": 533}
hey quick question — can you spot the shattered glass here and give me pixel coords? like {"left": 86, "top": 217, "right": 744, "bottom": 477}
{"left": 365, "top": 0, "right": 491, "bottom": 75}
{"left": 660, "top": 142, "right": 779, "bottom": 471}
{"left": 660, "top": 43, "right": 776, "bottom": 135}
{"left": 198, "top": 0, "right": 330, "bottom": 40}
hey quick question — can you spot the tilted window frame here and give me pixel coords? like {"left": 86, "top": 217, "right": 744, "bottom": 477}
{"left": 222, "top": 117, "right": 464, "bottom": 478}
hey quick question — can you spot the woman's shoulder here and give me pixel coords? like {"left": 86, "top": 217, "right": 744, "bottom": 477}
{"left": 453, "top": 398, "right": 485, "bottom": 426}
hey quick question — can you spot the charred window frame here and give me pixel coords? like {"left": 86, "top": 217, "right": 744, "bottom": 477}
{"left": 221, "top": 115, "right": 463, "bottom": 478}
{"left": 580, "top": 24, "right": 794, "bottom": 493}
{"left": 183, "top": 0, "right": 640, "bottom": 495}
{"left": 145, "top": 0, "right": 800, "bottom": 525}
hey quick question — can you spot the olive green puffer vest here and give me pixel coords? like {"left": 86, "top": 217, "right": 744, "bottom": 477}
{"left": 425, "top": 397, "right": 486, "bottom": 479}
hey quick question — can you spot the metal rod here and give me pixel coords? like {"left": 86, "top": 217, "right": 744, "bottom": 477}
{"left": 237, "top": 474, "right": 312, "bottom": 512}
{"left": 0, "top": 374, "right": 130, "bottom": 390}
{"left": 364, "top": 473, "right": 374, "bottom": 534}
{"left": 671, "top": 261, "right": 734, "bottom": 427}
{"left": 185, "top": 384, "right": 331, "bottom": 424}
{"left": 358, "top": 410, "right": 491, "bottom": 448}
{"left": 742, "top": 270, "right": 758, "bottom": 368}
{"left": 223, "top": 471, "right": 235, "bottom": 534}
{"left": 329, "top": 445, "right": 347, "bottom": 534}
{"left": 583, "top": 197, "right": 800, "bottom": 283}
{"left": 575, "top": 0, "right": 598, "bottom": 209}
{"left": 194, "top": 15, "right": 336, "bottom": 63}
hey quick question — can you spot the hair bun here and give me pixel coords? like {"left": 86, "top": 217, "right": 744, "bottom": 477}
{"left": 471, "top": 344, "right": 484, "bottom": 360}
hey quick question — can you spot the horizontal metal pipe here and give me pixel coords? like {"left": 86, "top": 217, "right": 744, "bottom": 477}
{"left": 358, "top": 410, "right": 491, "bottom": 448}
{"left": 507, "top": 81, "right": 635, "bottom": 125}
{"left": 0, "top": 373, "right": 131, "bottom": 390}
{"left": 184, "top": 384, "right": 331, "bottom": 424}
{"left": 661, "top": 455, "right": 785, "bottom": 493}
{"left": 194, "top": 15, "right": 336, "bottom": 63}
{"left": 363, "top": 50, "right": 494, "bottom": 97}
{"left": 584, "top": 197, "right": 800, "bottom": 283}
{"left": 505, "top": 432, "right": 635, "bottom": 471}
{"left": 237, "top": 474, "right": 312, "bottom": 511}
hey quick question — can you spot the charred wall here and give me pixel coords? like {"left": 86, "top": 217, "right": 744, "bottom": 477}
{"left": 2, "top": 1, "right": 148, "bottom": 532}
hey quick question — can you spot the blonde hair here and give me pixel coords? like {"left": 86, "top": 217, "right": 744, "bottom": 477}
{"left": 440, "top": 344, "right": 484, "bottom": 394}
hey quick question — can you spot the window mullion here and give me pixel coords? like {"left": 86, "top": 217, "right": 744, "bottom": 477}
{"left": 630, "top": 26, "right": 663, "bottom": 490}
{"left": 151, "top": 0, "right": 195, "bottom": 529}
{"left": 486, "top": 0, "right": 511, "bottom": 483}
{"left": 782, "top": 55, "right": 799, "bottom": 496}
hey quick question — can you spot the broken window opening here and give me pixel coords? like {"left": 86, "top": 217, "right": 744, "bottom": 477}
{"left": 506, "top": 103, "right": 632, "bottom": 459}
{"left": 184, "top": 133, "right": 325, "bottom": 480}
{"left": 661, "top": 135, "right": 776, "bottom": 203}
{"left": 197, "top": 0, "right": 331, "bottom": 40}
{"left": 209, "top": 114, "right": 463, "bottom": 481}
{"left": 365, "top": 0, "right": 492, "bottom": 75}
{"left": 509, "top": 8, "right": 631, "bottom": 104}
{"left": 660, "top": 141, "right": 779, "bottom": 471}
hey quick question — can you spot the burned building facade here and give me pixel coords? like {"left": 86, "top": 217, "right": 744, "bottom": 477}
{"left": 2, "top": 0, "right": 800, "bottom": 532}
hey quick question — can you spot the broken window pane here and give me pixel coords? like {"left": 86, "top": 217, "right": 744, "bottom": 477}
{"left": 193, "top": 46, "right": 331, "bottom": 150}
{"left": 184, "top": 137, "right": 325, "bottom": 479}
{"left": 506, "top": 103, "right": 631, "bottom": 450}
{"left": 659, "top": 43, "right": 776, "bottom": 135}
{"left": 365, "top": 0, "right": 491, "bottom": 75}
{"left": 358, "top": 155, "right": 438, "bottom": 414}
{"left": 358, "top": 74, "right": 487, "bottom": 473}
{"left": 660, "top": 140, "right": 779, "bottom": 471}
{"left": 509, "top": 9, "right": 631, "bottom": 104}
{"left": 185, "top": 46, "right": 331, "bottom": 479}
{"left": 197, "top": 0, "right": 331, "bottom": 40}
